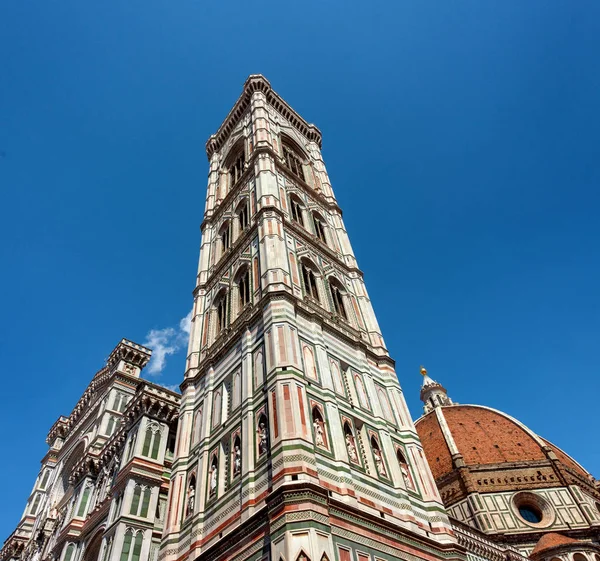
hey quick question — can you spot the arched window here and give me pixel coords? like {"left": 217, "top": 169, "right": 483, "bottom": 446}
{"left": 282, "top": 142, "right": 306, "bottom": 182}
{"left": 141, "top": 422, "right": 162, "bottom": 460}
{"left": 301, "top": 261, "right": 319, "bottom": 301}
{"left": 312, "top": 213, "right": 327, "bottom": 244}
{"left": 329, "top": 279, "right": 347, "bottom": 320}
{"left": 130, "top": 484, "right": 151, "bottom": 518}
{"left": 377, "top": 386, "right": 394, "bottom": 422}
{"left": 39, "top": 470, "right": 50, "bottom": 490}
{"left": 257, "top": 414, "right": 269, "bottom": 456}
{"left": 237, "top": 200, "right": 249, "bottom": 232}
{"left": 290, "top": 195, "right": 304, "bottom": 226}
{"left": 119, "top": 530, "right": 143, "bottom": 561}
{"left": 397, "top": 448, "right": 415, "bottom": 491}
{"left": 212, "top": 390, "right": 222, "bottom": 428}
{"left": 214, "top": 291, "right": 227, "bottom": 335}
{"left": 30, "top": 494, "right": 42, "bottom": 515}
{"left": 238, "top": 268, "right": 250, "bottom": 308}
{"left": 219, "top": 222, "right": 231, "bottom": 253}
{"left": 370, "top": 436, "right": 387, "bottom": 477}
{"left": 229, "top": 151, "right": 245, "bottom": 187}
{"left": 312, "top": 407, "right": 328, "bottom": 449}
{"left": 63, "top": 544, "right": 76, "bottom": 561}
{"left": 573, "top": 554, "right": 588, "bottom": 561}
{"left": 185, "top": 474, "right": 196, "bottom": 517}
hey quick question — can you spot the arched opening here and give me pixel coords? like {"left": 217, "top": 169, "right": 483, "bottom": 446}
{"left": 213, "top": 290, "right": 228, "bottom": 336}
{"left": 312, "top": 212, "right": 327, "bottom": 244}
{"left": 344, "top": 423, "right": 359, "bottom": 464}
{"left": 573, "top": 554, "right": 588, "bottom": 561}
{"left": 328, "top": 278, "right": 347, "bottom": 320}
{"left": 257, "top": 414, "right": 269, "bottom": 456}
{"left": 300, "top": 260, "right": 320, "bottom": 301}
{"left": 219, "top": 221, "right": 231, "bottom": 254}
{"left": 282, "top": 138, "right": 306, "bottom": 182}
{"left": 232, "top": 435, "right": 242, "bottom": 477}
{"left": 228, "top": 146, "right": 246, "bottom": 188}
{"left": 236, "top": 266, "right": 251, "bottom": 310}
{"left": 185, "top": 474, "right": 196, "bottom": 517}
{"left": 312, "top": 407, "right": 327, "bottom": 449}
{"left": 83, "top": 532, "right": 103, "bottom": 561}
{"left": 370, "top": 436, "right": 386, "bottom": 476}
{"left": 354, "top": 374, "right": 369, "bottom": 409}
{"left": 289, "top": 194, "right": 304, "bottom": 227}
{"left": 237, "top": 199, "right": 250, "bottom": 233}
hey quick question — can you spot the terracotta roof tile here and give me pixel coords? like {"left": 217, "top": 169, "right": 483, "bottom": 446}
{"left": 530, "top": 533, "right": 579, "bottom": 557}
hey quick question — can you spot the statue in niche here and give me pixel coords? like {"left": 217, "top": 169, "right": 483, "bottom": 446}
{"left": 210, "top": 462, "right": 218, "bottom": 495}
{"left": 258, "top": 422, "right": 269, "bottom": 455}
{"left": 401, "top": 463, "right": 415, "bottom": 490}
{"left": 233, "top": 444, "right": 241, "bottom": 476}
{"left": 187, "top": 481, "right": 195, "bottom": 515}
{"left": 314, "top": 419, "right": 325, "bottom": 447}
{"left": 345, "top": 433, "right": 358, "bottom": 463}
{"left": 373, "top": 447, "right": 386, "bottom": 476}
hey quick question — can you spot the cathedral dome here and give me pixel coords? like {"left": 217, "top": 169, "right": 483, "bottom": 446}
{"left": 415, "top": 404, "right": 591, "bottom": 483}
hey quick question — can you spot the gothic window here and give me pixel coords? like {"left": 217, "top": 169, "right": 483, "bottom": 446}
{"left": 141, "top": 422, "right": 162, "bottom": 460}
{"left": 63, "top": 544, "right": 76, "bottom": 561}
{"left": 100, "top": 537, "right": 113, "bottom": 561}
{"left": 30, "top": 494, "right": 42, "bottom": 515}
{"left": 214, "top": 291, "right": 228, "bottom": 335}
{"left": 192, "top": 409, "right": 202, "bottom": 445}
{"left": 370, "top": 436, "right": 387, "bottom": 477}
{"left": 231, "top": 372, "right": 241, "bottom": 409}
{"left": 112, "top": 392, "right": 128, "bottom": 413}
{"left": 39, "top": 470, "right": 50, "bottom": 490}
{"left": 119, "top": 530, "right": 143, "bottom": 561}
{"left": 232, "top": 434, "right": 242, "bottom": 478}
{"left": 301, "top": 262, "right": 319, "bottom": 301}
{"left": 229, "top": 151, "right": 245, "bottom": 187}
{"left": 257, "top": 414, "right": 269, "bottom": 456}
{"left": 329, "top": 359, "right": 345, "bottom": 395}
{"left": 125, "top": 430, "right": 137, "bottom": 461}
{"left": 220, "top": 222, "right": 231, "bottom": 253}
{"left": 290, "top": 195, "right": 304, "bottom": 226}
{"left": 238, "top": 268, "right": 251, "bottom": 308}
{"left": 329, "top": 279, "right": 347, "bottom": 320}
{"left": 106, "top": 415, "right": 120, "bottom": 437}
{"left": 76, "top": 484, "right": 92, "bottom": 517}
{"left": 130, "top": 484, "right": 152, "bottom": 518}
{"left": 185, "top": 474, "right": 196, "bottom": 517}
{"left": 313, "top": 212, "right": 327, "bottom": 244}
{"left": 282, "top": 143, "right": 306, "bottom": 182}
{"left": 238, "top": 200, "right": 249, "bottom": 232}
{"left": 377, "top": 386, "right": 394, "bottom": 423}
{"left": 312, "top": 407, "right": 328, "bottom": 450}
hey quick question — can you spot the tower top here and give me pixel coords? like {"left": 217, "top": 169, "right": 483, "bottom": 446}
{"left": 205, "top": 74, "right": 322, "bottom": 159}
{"left": 419, "top": 366, "right": 454, "bottom": 413}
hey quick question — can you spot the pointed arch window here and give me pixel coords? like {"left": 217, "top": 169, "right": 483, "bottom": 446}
{"left": 238, "top": 268, "right": 251, "bottom": 308}
{"left": 30, "top": 494, "right": 42, "bottom": 515}
{"left": 329, "top": 280, "right": 347, "bottom": 320}
{"left": 283, "top": 143, "right": 306, "bottom": 182}
{"left": 63, "top": 544, "right": 76, "bottom": 561}
{"left": 119, "top": 530, "right": 143, "bottom": 561}
{"left": 238, "top": 200, "right": 249, "bottom": 232}
{"left": 39, "top": 470, "right": 50, "bottom": 490}
{"left": 290, "top": 196, "right": 304, "bottom": 227}
{"left": 130, "top": 484, "right": 152, "bottom": 518}
{"left": 220, "top": 222, "right": 231, "bottom": 253}
{"left": 301, "top": 262, "right": 319, "bottom": 301}
{"left": 313, "top": 213, "right": 327, "bottom": 244}
{"left": 214, "top": 292, "right": 228, "bottom": 335}
{"left": 141, "top": 422, "right": 162, "bottom": 460}
{"left": 230, "top": 151, "right": 245, "bottom": 187}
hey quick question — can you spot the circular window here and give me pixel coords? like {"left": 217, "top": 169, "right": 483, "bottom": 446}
{"left": 518, "top": 504, "right": 542, "bottom": 523}
{"left": 511, "top": 492, "right": 555, "bottom": 528}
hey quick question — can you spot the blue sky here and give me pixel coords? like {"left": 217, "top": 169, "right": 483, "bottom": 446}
{"left": 1, "top": 0, "right": 599, "bottom": 539}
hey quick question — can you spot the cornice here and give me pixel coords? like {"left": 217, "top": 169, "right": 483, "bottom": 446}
{"left": 205, "top": 75, "right": 322, "bottom": 160}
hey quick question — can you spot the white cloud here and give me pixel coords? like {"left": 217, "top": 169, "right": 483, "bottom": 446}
{"left": 143, "top": 310, "right": 192, "bottom": 376}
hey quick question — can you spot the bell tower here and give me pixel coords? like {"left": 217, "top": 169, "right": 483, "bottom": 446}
{"left": 160, "top": 76, "right": 464, "bottom": 561}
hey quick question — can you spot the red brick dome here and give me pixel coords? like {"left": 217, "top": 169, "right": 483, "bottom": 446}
{"left": 415, "top": 405, "right": 590, "bottom": 482}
